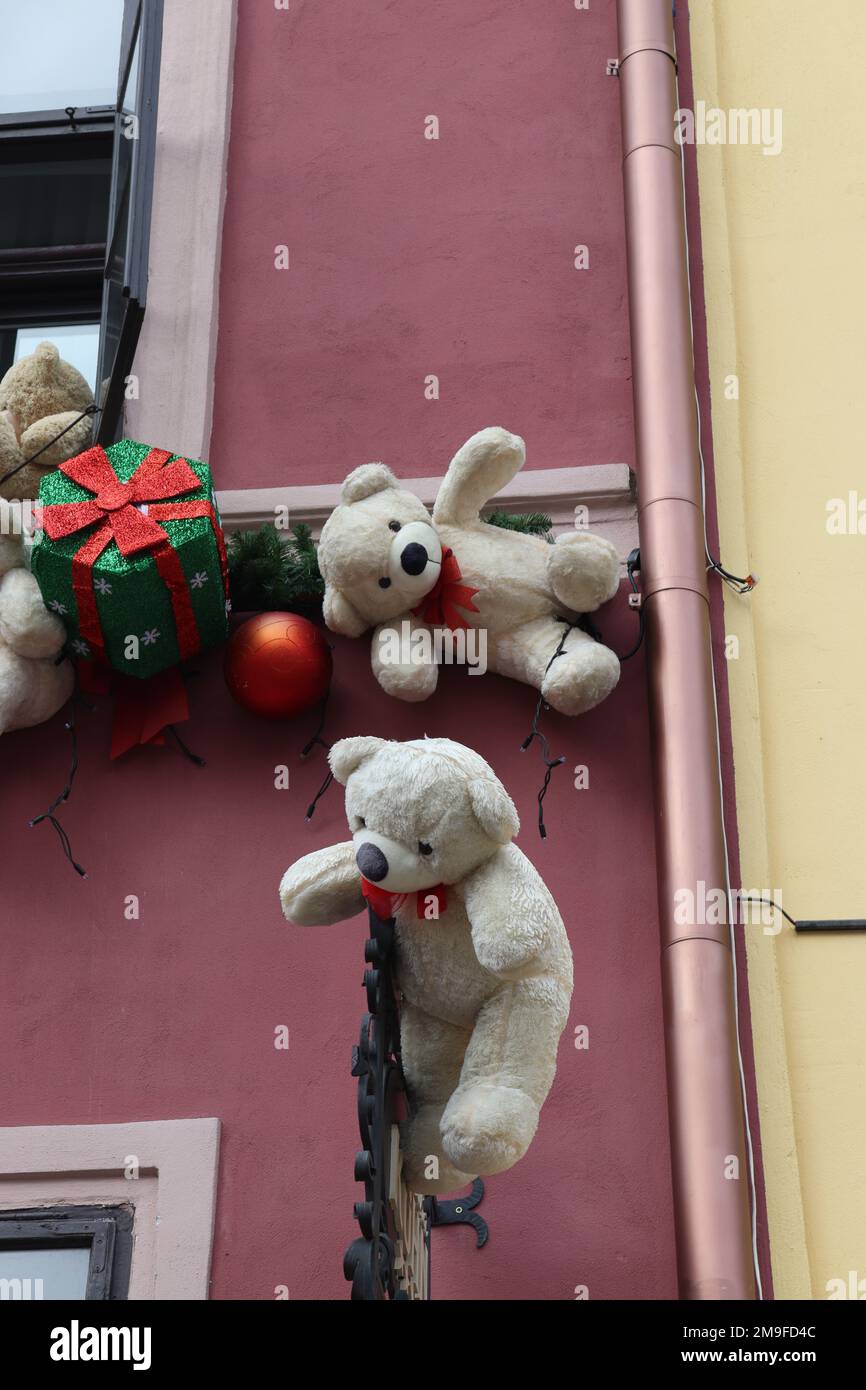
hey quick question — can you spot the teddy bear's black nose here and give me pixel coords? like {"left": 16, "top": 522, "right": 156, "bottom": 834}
{"left": 400, "top": 542, "right": 428, "bottom": 576}
{"left": 356, "top": 842, "right": 388, "bottom": 882}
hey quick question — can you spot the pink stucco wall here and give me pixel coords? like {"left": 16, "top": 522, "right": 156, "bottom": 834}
{"left": 1, "top": 0, "right": 686, "bottom": 1300}
{"left": 209, "top": 0, "right": 634, "bottom": 488}
{"left": 3, "top": 623, "right": 675, "bottom": 1300}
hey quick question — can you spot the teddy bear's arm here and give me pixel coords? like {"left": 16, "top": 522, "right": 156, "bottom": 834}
{"left": 460, "top": 844, "right": 554, "bottom": 978}
{"left": 279, "top": 840, "right": 365, "bottom": 926}
{"left": 0, "top": 568, "right": 67, "bottom": 660}
{"left": 432, "top": 427, "right": 526, "bottom": 526}
{"left": 371, "top": 612, "right": 439, "bottom": 702}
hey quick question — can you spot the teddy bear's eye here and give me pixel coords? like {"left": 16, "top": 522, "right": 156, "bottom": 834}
{"left": 357, "top": 817, "right": 366, "bottom": 828}
{"left": 388, "top": 520, "right": 401, "bottom": 532}
{"left": 418, "top": 841, "right": 433, "bottom": 856}
{"left": 379, "top": 577, "right": 391, "bottom": 589}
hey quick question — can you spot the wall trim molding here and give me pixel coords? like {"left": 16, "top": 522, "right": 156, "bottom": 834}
{"left": 0, "top": 1118, "right": 220, "bottom": 1300}
{"left": 217, "top": 462, "right": 638, "bottom": 562}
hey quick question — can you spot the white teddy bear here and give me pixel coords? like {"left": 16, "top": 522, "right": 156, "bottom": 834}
{"left": 317, "top": 427, "right": 622, "bottom": 715}
{"left": 0, "top": 533, "right": 73, "bottom": 734}
{"left": 279, "top": 735, "right": 573, "bottom": 1195}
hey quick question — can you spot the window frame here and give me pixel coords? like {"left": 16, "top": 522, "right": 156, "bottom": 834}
{"left": 96, "top": 0, "right": 164, "bottom": 445}
{"left": 0, "top": 1204, "right": 133, "bottom": 1300}
{"left": 0, "top": 0, "right": 164, "bottom": 442}
{"left": 0, "top": 110, "right": 113, "bottom": 382}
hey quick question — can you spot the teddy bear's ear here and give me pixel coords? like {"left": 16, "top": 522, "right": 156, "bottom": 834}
{"left": 468, "top": 778, "right": 520, "bottom": 844}
{"left": 341, "top": 463, "right": 398, "bottom": 505}
{"left": 322, "top": 584, "right": 368, "bottom": 637}
{"left": 32, "top": 341, "right": 61, "bottom": 374}
{"left": 329, "top": 736, "right": 388, "bottom": 785}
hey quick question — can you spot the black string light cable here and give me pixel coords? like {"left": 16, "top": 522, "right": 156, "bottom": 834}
{"left": 301, "top": 687, "right": 334, "bottom": 821}
{"left": 0, "top": 404, "right": 100, "bottom": 489}
{"left": 28, "top": 667, "right": 89, "bottom": 878}
{"left": 520, "top": 623, "right": 572, "bottom": 840}
{"left": 736, "top": 895, "right": 866, "bottom": 934}
{"left": 521, "top": 548, "right": 646, "bottom": 839}
{"left": 166, "top": 724, "right": 206, "bottom": 766}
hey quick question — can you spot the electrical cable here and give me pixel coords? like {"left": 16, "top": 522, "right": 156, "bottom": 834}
{"left": 28, "top": 676, "right": 87, "bottom": 878}
{"left": 302, "top": 689, "right": 334, "bottom": 821}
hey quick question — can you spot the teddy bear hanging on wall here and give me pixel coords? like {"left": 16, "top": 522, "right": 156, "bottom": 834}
{"left": 280, "top": 735, "right": 573, "bottom": 1194}
{"left": 317, "top": 427, "right": 621, "bottom": 715}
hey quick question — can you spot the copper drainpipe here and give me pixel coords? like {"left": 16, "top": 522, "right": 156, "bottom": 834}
{"left": 615, "top": 0, "right": 756, "bottom": 1299}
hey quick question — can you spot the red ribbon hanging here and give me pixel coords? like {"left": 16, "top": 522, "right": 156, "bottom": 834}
{"left": 412, "top": 547, "right": 480, "bottom": 630}
{"left": 40, "top": 445, "right": 228, "bottom": 664}
{"left": 360, "top": 876, "right": 448, "bottom": 921}
{"left": 79, "top": 660, "right": 192, "bottom": 760}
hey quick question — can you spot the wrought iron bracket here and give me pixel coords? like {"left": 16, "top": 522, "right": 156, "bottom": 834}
{"left": 426, "top": 1179, "right": 489, "bottom": 1249}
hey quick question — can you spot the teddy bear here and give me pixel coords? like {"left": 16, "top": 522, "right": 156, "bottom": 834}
{"left": 316, "top": 426, "right": 622, "bottom": 716}
{"left": 0, "top": 532, "right": 73, "bottom": 734}
{"left": 0, "top": 341, "right": 94, "bottom": 501}
{"left": 279, "top": 735, "right": 573, "bottom": 1195}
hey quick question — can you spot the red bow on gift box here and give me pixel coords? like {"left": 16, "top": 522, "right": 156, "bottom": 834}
{"left": 40, "top": 444, "right": 227, "bottom": 666}
{"left": 412, "top": 547, "right": 479, "bottom": 630}
{"left": 360, "top": 877, "right": 448, "bottom": 921}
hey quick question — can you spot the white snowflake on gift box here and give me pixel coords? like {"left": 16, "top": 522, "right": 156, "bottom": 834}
{"left": 141, "top": 628, "right": 160, "bottom": 646}
{"left": 49, "top": 599, "right": 68, "bottom": 615}
{"left": 94, "top": 577, "right": 113, "bottom": 596}
{"left": 71, "top": 639, "right": 90, "bottom": 657}
{"left": 190, "top": 571, "right": 209, "bottom": 589}
{"left": 225, "top": 598, "right": 232, "bottom": 616}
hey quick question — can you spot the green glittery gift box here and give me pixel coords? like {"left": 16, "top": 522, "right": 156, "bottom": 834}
{"left": 30, "top": 439, "right": 229, "bottom": 680}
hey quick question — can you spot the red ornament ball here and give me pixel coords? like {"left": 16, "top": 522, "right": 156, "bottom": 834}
{"left": 224, "top": 612, "right": 332, "bottom": 720}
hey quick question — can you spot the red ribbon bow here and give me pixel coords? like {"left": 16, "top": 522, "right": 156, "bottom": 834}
{"left": 40, "top": 445, "right": 228, "bottom": 666}
{"left": 412, "top": 547, "right": 479, "bottom": 630}
{"left": 361, "top": 877, "right": 448, "bottom": 921}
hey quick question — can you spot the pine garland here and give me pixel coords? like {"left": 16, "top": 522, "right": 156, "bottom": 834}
{"left": 227, "top": 522, "right": 325, "bottom": 613}
{"left": 227, "top": 511, "right": 555, "bottom": 613}
{"left": 485, "top": 510, "right": 555, "bottom": 541}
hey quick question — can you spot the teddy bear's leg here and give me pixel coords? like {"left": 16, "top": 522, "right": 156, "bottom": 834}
{"left": 546, "top": 530, "right": 621, "bottom": 613}
{"left": 399, "top": 1004, "right": 476, "bottom": 1195}
{"left": 371, "top": 616, "right": 439, "bottom": 703}
{"left": 18, "top": 410, "right": 93, "bottom": 474}
{"left": 492, "top": 617, "right": 620, "bottom": 716}
{"left": 439, "top": 976, "right": 570, "bottom": 1178}
{"left": 432, "top": 427, "right": 526, "bottom": 526}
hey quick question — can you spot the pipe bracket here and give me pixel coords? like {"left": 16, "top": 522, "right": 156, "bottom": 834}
{"left": 641, "top": 576, "right": 709, "bottom": 603}
{"left": 618, "top": 43, "right": 678, "bottom": 72}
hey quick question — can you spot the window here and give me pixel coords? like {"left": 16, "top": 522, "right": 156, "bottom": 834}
{"left": 0, "top": 0, "right": 164, "bottom": 445}
{"left": 0, "top": 1206, "right": 133, "bottom": 1301}
{"left": 0, "top": 1119, "right": 220, "bottom": 1300}
{"left": 0, "top": 0, "right": 124, "bottom": 115}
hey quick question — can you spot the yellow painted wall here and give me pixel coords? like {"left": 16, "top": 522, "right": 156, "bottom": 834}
{"left": 687, "top": 0, "right": 866, "bottom": 1299}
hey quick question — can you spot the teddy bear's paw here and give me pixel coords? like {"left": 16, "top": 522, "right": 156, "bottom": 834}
{"left": 18, "top": 411, "right": 93, "bottom": 474}
{"left": 548, "top": 531, "right": 621, "bottom": 612}
{"left": 400, "top": 1107, "right": 475, "bottom": 1194}
{"left": 440, "top": 1083, "right": 540, "bottom": 1177}
{"left": 541, "top": 638, "right": 620, "bottom": 717}
{"left": 375, "top": 660, "right": 438, "bottom": 703}
{"left": 0, "top": 568, "right": 67, "bottom": 659}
